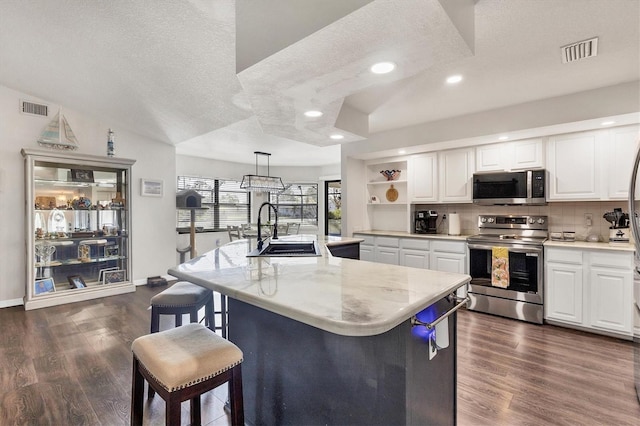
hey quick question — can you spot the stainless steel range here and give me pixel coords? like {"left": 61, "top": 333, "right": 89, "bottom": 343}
{"left": 467, "top": 215, "right": 548, "bottom": 324}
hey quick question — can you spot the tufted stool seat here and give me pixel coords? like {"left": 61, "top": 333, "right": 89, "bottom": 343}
{"left": 131, "top": 323, "right": 244, "bottom": 426}
{"left": 149, "top": 281, "right": 216, "bottom": 334}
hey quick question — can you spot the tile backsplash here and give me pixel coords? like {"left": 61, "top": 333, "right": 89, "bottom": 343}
{"left": 415, "top": 201, "right": 631, "bottom": 242}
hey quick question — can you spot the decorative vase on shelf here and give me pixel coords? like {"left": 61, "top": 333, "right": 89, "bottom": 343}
{"left": 107, "top": 128, "right": 115, "bottom": 157}
{"left": 380, "top": 169, "right": 401, "bottom": 181}
{"left": 386, "top": 184, "right": 399, "bottom": 202}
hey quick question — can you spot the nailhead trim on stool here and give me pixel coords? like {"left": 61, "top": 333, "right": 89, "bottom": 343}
{"left": 130, "top": 323, "right": 244, "bottom": 426}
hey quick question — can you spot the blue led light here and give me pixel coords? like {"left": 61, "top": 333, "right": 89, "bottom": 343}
{"left": 411, "top": 305, "right": 438, "bottom": 342}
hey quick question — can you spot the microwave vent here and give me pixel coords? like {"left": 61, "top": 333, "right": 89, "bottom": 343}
{"left": 20, "top": 100, "right": 49, "bottom": 117}
{"left": 561, "top": 37, "right": 598, "bottom": 63}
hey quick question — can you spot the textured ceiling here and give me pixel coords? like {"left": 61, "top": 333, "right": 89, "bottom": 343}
{"left": 0, "top": 0, "right": 639, "bottom": 166}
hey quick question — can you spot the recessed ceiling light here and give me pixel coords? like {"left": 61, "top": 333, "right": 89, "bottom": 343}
{"left": 370, "top": 62, "right": 396, "bottom": 74}
{"left": 330, "top": 134, "right": 344, "bottom": 140}
{"left": 498, "top": 136, "right": 509, "bottom": 141}
{"left": 446, "top": 74, "right": 463, "bottom": 84}
{"left": 304, "top": 110, "right": 323, "bottom": 118}
{"left": 398, "top": 150, "right": 406, "bottom": 154}
{"left": 601, "top": 120, "right": 616, "bottom": 126}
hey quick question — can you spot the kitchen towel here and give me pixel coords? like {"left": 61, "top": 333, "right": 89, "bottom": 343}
{"left": 491, "top": 247, "right": 509, "bottom": 288}
{"left": 448, "top": 213, "right": 461, "bottom": 235}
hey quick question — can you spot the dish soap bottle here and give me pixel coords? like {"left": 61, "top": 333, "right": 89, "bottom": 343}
{"left": 107, "top": 128, "right": 115, "bottom": 157}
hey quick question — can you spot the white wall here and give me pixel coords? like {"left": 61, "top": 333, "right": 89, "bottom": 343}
{"left": 0, "top": 84, "right": 177, "bottom": 307}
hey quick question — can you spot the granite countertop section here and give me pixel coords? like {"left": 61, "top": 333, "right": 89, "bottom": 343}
{"left": 353, "top": 230, "right": 470, "bottom": 241}
{"left": 544, "top": 239, "right": 635, "bottom": 252}
{"left": 168, "top": 234, "right": 470, "bottom": 337}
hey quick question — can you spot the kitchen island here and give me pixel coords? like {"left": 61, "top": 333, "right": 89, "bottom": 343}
{"left": 169, "top": 235, "right": 470, "bottom": 425}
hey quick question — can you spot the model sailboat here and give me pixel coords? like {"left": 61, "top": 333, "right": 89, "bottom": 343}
{"left": 37, "top": 111, "right": 79, "bottom": 150}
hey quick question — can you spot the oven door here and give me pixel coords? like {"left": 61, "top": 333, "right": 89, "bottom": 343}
{"left": 467, "top": 242, "right": 543, "bottom": 304}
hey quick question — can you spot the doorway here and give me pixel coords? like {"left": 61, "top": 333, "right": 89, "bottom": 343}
{"left": 325, "top": 180, "right": 341, "bottom": 236}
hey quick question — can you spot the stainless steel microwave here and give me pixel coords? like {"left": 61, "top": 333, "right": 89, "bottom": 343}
{"left": 472, "top": 169, "right": 546, "bottom": 205}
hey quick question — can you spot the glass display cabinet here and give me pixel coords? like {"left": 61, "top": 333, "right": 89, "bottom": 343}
{"left": 22, "top": 148, "right": 136, "bottom": 310}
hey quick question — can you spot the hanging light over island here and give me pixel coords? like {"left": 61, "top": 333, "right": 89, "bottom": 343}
{"left": 240, "top": 151, "right": 285, "bottom": 192}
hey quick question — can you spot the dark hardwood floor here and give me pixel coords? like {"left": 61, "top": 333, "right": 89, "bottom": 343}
{"left": 0, "top": 285, "right": 638, "bottom": 425}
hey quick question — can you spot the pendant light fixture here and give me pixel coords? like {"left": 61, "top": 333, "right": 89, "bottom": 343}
{"left": 240, "top": 151, "right": 285, "bottom": 193}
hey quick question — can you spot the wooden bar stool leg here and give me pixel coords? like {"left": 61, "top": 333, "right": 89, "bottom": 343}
{"left": 220, "top": 295, "right": 227, "bottom": 338}
{"left": 131, "top": 357, "right": 144, "bottom": 426}
{"left": 205, "top": 295, "right": 214, "bottom": 330}
{"left": 166, "top": 395, "right": 181, "bottom": 426}
{"left": 229, "top": 365, "right": 244, "bottom": 426}
{"left": 150, "top": 306, "right": 160, "bottom": 333}
{"left": 190, "top": 395, "right": 201, "bottom": 426}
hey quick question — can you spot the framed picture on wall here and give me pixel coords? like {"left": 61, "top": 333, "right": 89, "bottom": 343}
{"left": 141, "top": 178, "right": 163, "bottom": 197}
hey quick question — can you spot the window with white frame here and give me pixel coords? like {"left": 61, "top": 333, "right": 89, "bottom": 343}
{"left": 269, "top": 183, "right": 318, "bottom": 225}
{"left": 177, "top": 176, "right": 250, "bottom": 231}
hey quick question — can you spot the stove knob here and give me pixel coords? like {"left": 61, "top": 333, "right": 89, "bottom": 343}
{"left": 480, "top": 217, "right": 487, "bottom": 223}
{"left": 537, "top": 218, "right": 545, "bottom": 224}
{"left": 488, "top": 217, "right": 495, "bottom": 223}
{"left": 528, "top": 217, "right": 535, "bottom": 224}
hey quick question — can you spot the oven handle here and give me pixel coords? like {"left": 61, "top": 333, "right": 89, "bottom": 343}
{"left": 411, "top": 294, "right": 469, "bottom": 330}
{"left": 467, "top": 243, "right": 543, "bottom": 254}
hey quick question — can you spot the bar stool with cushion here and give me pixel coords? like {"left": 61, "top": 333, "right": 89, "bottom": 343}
{"left": 131, "top": 323, "right": 244, "bottom": 426}
{"left": 149, "top": 281, "right": 215, "bottom": 334}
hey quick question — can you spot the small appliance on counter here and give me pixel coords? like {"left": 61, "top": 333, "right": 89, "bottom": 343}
{"left": 448, "top": 213, "right": 461, "bottom": 236}
{"left": 603, "top": 208, "right": 630, "bottom": 242}
{"left": 415, "top": 210, "right": 438, "bottom": 234}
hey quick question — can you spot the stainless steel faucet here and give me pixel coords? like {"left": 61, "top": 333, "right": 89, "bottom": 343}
{"left": 257, "top": 202, "right": 279, "bottom": 249}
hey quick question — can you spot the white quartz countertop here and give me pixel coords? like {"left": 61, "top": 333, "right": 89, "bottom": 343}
{"left": 168, "top": 235, "right": 470, "bottom": 337}
{"left": 544, "top": 239, "right": 635, "bottom": 252}
{"left": 356, "top": 230, "right": 636, "bottom": 252}
{"left": 353, "top": 230, "right": 470, "bottom": 241}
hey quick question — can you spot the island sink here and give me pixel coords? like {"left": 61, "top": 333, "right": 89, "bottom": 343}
{"left": 246, "top": 240, "right": 321, "bottom": 257}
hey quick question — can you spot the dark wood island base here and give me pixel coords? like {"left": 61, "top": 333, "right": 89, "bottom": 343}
{"left": 229, "top": 297, "right": 457, "bottom": 426}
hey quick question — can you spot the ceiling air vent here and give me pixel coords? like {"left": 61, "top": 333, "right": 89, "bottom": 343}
{"left": 20, "top": 100, "right": 48, "bottom": 117}
{"left": 561, "top": 37, "right": 598, "bottom": 63}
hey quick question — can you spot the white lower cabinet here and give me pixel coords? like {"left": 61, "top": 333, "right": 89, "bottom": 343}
{"left": 356, "top": 234, "right": 375, "bottom": 262}
{"left": 430, "top": 240, "right": 466, "bottom": 273}
{"left": 374, "top": 237, "right": 400, "bottom": 265}
{"left": 545, "top": 255, "right": 584, "bottom": 324}
{"left": 545, "top": 246, "right": 633, "bottom": 338}
{"left": 353, "top": 234, "right": 467, "bottom": 275}
{"left": 399, "top": 238, "right": 430, "bottom": 269}
{"left": 375, "top": 246, "right": 400, "bottom": 265}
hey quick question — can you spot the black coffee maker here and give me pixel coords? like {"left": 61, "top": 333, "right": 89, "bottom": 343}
{"left": 415, "top": 210, "right": 438, "bottom": 234}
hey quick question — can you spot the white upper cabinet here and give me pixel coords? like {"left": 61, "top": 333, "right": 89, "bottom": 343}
{"left": 512, "top": 138, "right": 544, "bottom": 170}
{"left": 475, "top": 143, "right": 505, "bottom": 172}
{"left": 439, "top": 148, "right": 474, "bottom": 203}
{"left": 475, "top": 138, "right": 543, "bottom": 172}
{"left": 408, "top": 153, "right": 438, "bottom": 203}
{"left": 606, "top": 125, "right": 640, "bottom": 199}
{"left": 547, "top": 130, "right": 606, "bottom": 200}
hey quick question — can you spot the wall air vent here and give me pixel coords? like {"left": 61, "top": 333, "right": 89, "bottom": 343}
{"left": 561, "top": 37, "right": 598, "bottom": 63}
{"left": 20, "top": 100, "right": 48, "bottom": 117}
